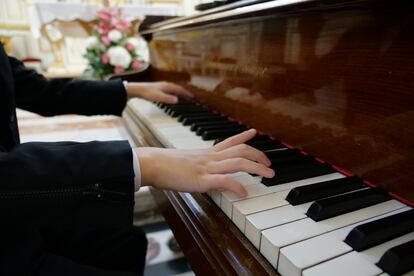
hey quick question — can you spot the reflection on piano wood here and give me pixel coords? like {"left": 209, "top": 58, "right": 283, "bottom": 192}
{"left": 119, "top": 0, "right": 414, "bottom": 275}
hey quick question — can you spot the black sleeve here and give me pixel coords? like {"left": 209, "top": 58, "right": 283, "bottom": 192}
{"left": 9, "top": 56, "right": 127, "bottom": 116}
{"left": 0, "top": 140, "right": 135, "bottom": 227}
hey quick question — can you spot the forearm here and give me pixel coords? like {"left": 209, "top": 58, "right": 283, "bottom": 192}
{"left": 16, "top": 78, "right": 127, "bottom": 116}
{"left": 0, "top": 140, "right": 135, "bottom": 226}
{"left": 10, "top": 55, "right": 127, "bottom": 116}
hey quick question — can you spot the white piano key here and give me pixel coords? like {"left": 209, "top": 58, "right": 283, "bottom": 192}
{"left": 279, "top": 235, "right": 352, "bottom": 276}
{"left": 220, "top": 172, "right": 344, "bottom": 221}
{"left": 259, "top": 200, "right": 406, "bottom": 269}
{"left": 232, "top": 190, "right": 290, "bottom": 231}
{"left": 303, "top": 232, "right": 414, "bottom": 276}
{"left": 170, "top": 137, "right": 213, "bottom": 149}
{"left": 158, "top": 125, "right": 195, "bottom": 138}
{"left": 245, "top": 203, "right": 311, "bottom": 248}
{"left": 209, "top": 190, "right": 222, "bottom": 205}
{"left": 221, "top": 182, "right": 268, "bottom": 218}
{"left": 208, "top": 173, "right": 260, "bottom": 207}
{"left": 361, "top": 231, "right": 414, "bottom": 264}
{"left": 328, "top": 206, "right": 412, "bottom": 241}
{"left": 260, "top": 218, "right": 332, "bottom": 268}
{"left": 303, "top": 251, "right": 382, "bottom": 276}
{"left": 280, "top": 208, "right": 411, "bottom": 275}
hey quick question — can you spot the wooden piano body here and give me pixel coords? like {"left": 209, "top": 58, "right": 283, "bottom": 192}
{"left": 118, "top": 0, "right": 414, "bottom": 274}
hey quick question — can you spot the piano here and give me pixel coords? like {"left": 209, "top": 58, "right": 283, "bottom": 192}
{"left": 116, "top": 0, "right": 414, "bottom": 275}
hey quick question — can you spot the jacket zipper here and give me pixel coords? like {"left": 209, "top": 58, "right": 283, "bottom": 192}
{"left": 0, "top": 184, "right": 101, "bottom": 200}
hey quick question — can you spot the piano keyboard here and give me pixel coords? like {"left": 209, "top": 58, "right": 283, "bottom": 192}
{"left": 125, "top": 98, "right": 414, "bottom": 276}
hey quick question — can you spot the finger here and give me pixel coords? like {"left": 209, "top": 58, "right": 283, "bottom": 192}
{"left": 213, "top": 129, "right": 257, "bottom": 151}
{"left": 203, "top": 174, "right": 247, "bottom": 197}
{"left": 151, "top": 90, "right": 178, "bottom": 104}
{"left": 208, "top": 158, "right": 275, "bottom": 178}
{"left": 215, "top": 144, "right": 271, "bottom": 166}
{"left": 163, "top": 82, "right": 194, "bottom": 98}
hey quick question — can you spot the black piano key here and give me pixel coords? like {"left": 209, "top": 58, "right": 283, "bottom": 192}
{"left": 196, "top": 123, "right": 243, "bottom": 136}
{"left": 306, "top": 188, "right": 390, "bottom": 222}
{"left": 166, "top": 104, "right": 205, "bottom": 114}
{"left": 213, "top": 134, "right": 272, "bottom": 145}
{"left": 286, "top": 176, "right": 365, "bottom": 205}
{"left": 344, "top": 209, "right": 414, "bottom": 251}
{"left": 250, "top": 154, "right": 315, "bottom": 177}
{"left": 269, "top": 154, "right": 315, "bottom": 168}
{"left": 246, "top": 140, "right": 284, "bottom": 151}
{"left": 377, "top": 239, "right": 414, "bottom": 276}
{"left": 264, "top": 148, "right": 300, "bottom": 159}
{"left": 249, "top": 135, "right": 273, "bottom": 143}
{"left": 262, "top": 162, "right": 334, "bottom": 186}
{"left": 202, "top": 127, "right": 247, "bottom": 140}
{"left": 162, "top": 101, "right": 191, "bottom": 110}
{"left": 178, "top": 112, "right": 217, "bottom": 122}
{"left": 190, "top": 120, "right": 233, "bottom": 131}
{"left": 183, "top": 116, "right": 227, "bottom": 126}
{"left": 177, "top": 111, "right": 218, "bottom": 122}
{"left": 170, "top": 109, "right": 211, "bottom": 117}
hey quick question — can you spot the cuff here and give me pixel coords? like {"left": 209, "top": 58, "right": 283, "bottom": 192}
{"left": 132, "top": 149, "right": 141, "bottom": 191}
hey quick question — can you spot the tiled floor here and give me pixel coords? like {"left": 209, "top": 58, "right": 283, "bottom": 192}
{"left": 16, "top": 109, "right": 193, "bottom": 275}
{"left": 141, "top": 222, "right": 193, "bottom": 276}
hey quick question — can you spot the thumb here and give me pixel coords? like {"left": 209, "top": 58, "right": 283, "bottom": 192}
{"left": 206, "top": 175, "right": 247, "bottom": 197}
{"left": 157, "top": 92, "right": 178, "bottom": 104}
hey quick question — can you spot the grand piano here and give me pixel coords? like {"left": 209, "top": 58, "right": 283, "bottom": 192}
{"left": 116, "top": 0, "right": 414, "bottom": 275}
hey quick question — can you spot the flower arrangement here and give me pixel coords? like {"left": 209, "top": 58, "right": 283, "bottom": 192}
{"left": 84, "top": 8, "right": 144, "bottom": 80}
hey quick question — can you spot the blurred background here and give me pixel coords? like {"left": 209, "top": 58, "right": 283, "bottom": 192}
{"left": 0, "top": 0, "right": 204, "bottom": 78}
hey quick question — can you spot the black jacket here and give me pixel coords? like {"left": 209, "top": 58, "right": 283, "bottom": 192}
{"left": 0, "top": 43, "right": 135, "bottom": 227}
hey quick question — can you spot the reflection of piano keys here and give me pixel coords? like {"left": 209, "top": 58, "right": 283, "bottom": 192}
{"left": 124, "top": 98, "right": 413, "bottom": 276}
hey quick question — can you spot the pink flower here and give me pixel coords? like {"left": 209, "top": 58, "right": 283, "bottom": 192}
{"left": 101, "top": 53, "right": 110, "bottom": 64}
{"left": 98, "top": 22, "right": 111, "bottom": 34}
{"left": 132, "top": 60, "right": 141, "bottom": 70}
{"left": 114, "top": 66, "right": 124, "bottom": 73}
{"left": 101, "top": 36, "right": 111, "bottom": 46}
{"left": 116, "top": 19, "right": 131, "bottom": 31}
{"left": 97, "top": 9, "right": 112, "bottom": 22}
{"left": 125, "top": 42, "right": 135, "bottom": 52}
{"left": 110, "top": 18, "right": 131, "bottom": 32}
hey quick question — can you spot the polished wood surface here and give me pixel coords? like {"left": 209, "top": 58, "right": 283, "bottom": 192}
{"left": 143, "top": 0, "right": 414, "bottom": 203}
{"left": 151, "top": 189, "right": 278, "bottom": 275}
{"left": 117, "top": 0, "right": 414, "bottom": 274}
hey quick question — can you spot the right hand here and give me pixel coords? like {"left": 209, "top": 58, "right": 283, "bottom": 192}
{"left": 134, "top": 129, "right": 274, "bottom": 197}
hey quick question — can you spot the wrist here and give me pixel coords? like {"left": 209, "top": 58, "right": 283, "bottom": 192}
{"left": 134, "top": 147, "right": 156, "bottom": 187}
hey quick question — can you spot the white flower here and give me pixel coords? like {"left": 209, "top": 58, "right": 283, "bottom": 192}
{"left": 107, "top": 46, "right": 131, "bottom": 68}
{"left": 108, "top": 30, "right": 123, "bottom": 42}
{"left": 85, "top": 36, "right": 99, "bottom": 49}
{"left": 126, "top": 37, "right": 140, "bottom": 49}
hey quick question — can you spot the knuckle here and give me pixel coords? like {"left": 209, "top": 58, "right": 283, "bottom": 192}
{"left": 218, "top": 175, "right": 230, "bottom": 183}
{"left": 239, "top": 144, "right": 249, "bottom": 152}
{"left": 234, "top": 157, "right": 244, "bottom": 164}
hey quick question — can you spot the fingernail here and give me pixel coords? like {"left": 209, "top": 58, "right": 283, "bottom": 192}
{"left": 267, "top": 168, "right": 275, "bottom": 177}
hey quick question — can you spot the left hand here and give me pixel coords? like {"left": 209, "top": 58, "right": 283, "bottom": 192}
{"left": 135, "top": 129, "right": 274, "bottom": 197}
{"left": 125, "top": 81, "right": 193, "bottom": 104}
